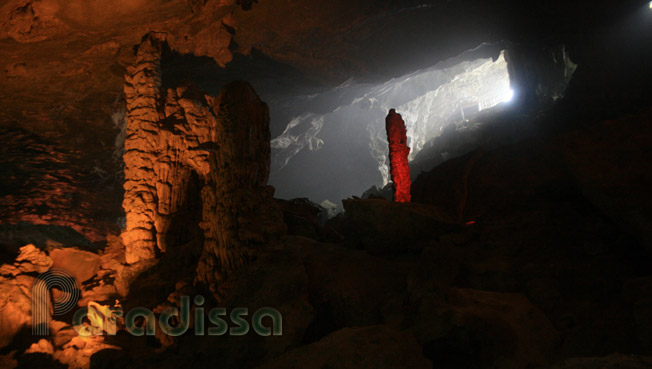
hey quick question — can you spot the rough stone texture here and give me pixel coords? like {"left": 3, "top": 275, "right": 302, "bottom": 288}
{"left": 341, "top": 198, "right": 455, "bottom": 253}
{"left": 53, "top": 335, "right": 120, "bottom": 369}
{"left": 275, "top": 198, "right": 343, "bottom": 242}
{"left": 13, "top": 244, "right": 53, "bottom": 274}
{"left": 196, "top": 81, "right": 286, "bottom": 294}
{"left": 548, "top": 354, "right": 652, "bottom": 369}
{"left": 558, "top": 108, "right": 652, "bottom": 253}
{"left": 411, "top": 288, "right": 560, "bottom": 368}
{"left": 0, "top": 245, "right": 48, "bottom": 349}
{"left": 255, "top": 325, "right": 432, "bottom": 369}
{"left": 0, "top": 0, "right": 241, "bottom": 242}
{"left": 385, "top": 109, "right": 411, "bottom": 202}
{"left": 122, "top": 33, "right": 284, "bottom": 294}
{"left": 49, "top": 248, "right": 101, "bottom": 284}
{"left": 121, "top": 32, "right": 218, "bottom": 264}
{"left": 0, "top": 223, "right": 94, "bottom": 262}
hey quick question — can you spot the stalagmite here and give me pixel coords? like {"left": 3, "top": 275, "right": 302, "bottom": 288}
{"left": 196, "top": 82, "right": 286, "bottom": 294}
{"left": 121, "top": 32, "right": 284, "bottom": 293}
{"left": 385, "top": 109, "right": 411, "bottom": 202}
{"left": 121, "top": 32, "right": 218, "bottom": 264}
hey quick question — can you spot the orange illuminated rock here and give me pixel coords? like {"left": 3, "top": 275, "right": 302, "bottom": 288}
{"left": 121, "top": 33, "right": 219, "bottom": 264}
{"left": 121, "top": 33, "right": 284, "bottom": 291}
{"left": 385, "top": 109, "right": 411, "bottom": 202}
{"left": 0, "top": 245, "right": 50, "bottom": 349}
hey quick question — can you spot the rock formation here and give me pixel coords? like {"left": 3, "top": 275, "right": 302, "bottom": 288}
{"left": 121, "top": 32, "right": 219, "bottom": 264}
{"left": 385, "top": 109, "right": 411, "bottom": 202}
{"left": 122, "top": 32, "right": 284, "bottom": 292}
{"left": 195, "top": 82, "right": 286, "bottom": 294}
{"left": 0, "top": 245, "right": 48, "bottom": 348}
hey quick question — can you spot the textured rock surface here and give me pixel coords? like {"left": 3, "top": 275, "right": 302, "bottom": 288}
{"left": 122, "top": 33, "right": 284, "bottom": 293}
{"left": 0, "top": 0, "right": 241, "bottom": 242}
{"left": 196, "top": 81, "right": 286, "bottom": 294}
{"left": 385, "top": 109, "right": 411, "bottom": 202}
{"left": 341, "top": 198, "right": 455, "bottom": 253}
{"left": 558, "top": 108, "right": 652, "bottom": 252}
{"left": 256, "top": 325, "right": 431, "bottom": 369}
{"left": 49, "top": 248, "right": 101, "bottom": 284}
{"left": 412, "top": 288, "right": 559, "bottom": 368}
{"left": 121, "top": 32, "right": 218, "bottom": 264}
{"left": 275, "top": 198, "right": 342, "bottom": 242}
{"left": 0, "top": 224, "right": 94, "bottom": 261}
{"left": 0, "top": 245, "right": 48, "bottom": 349}
{"left": 548, "top": 354, "right": 652, "bottom": 369}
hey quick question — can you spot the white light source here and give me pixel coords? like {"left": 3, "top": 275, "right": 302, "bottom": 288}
{"left": 502, "top": 88, "right": 514, "bottom": 102}
{"left": 649, "top": 1, "right": 652, "bottom": 10}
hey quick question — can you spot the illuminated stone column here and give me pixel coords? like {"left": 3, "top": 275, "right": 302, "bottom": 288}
{"left": 385, "top": 109, "right": 411, "bottom": 202}
{"left": 196, "top": 81, "right": 286, "bottom": 295}
{"left": 122, "top": 33, "right": 218, "bottom": 264}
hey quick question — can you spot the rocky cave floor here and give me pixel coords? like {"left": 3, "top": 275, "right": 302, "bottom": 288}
{"left": 0, "top": 106, "right": 651, "bottom": 369}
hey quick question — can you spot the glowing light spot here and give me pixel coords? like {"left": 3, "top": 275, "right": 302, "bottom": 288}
{"left": 649, "top": 1, "right": 652, "bottom": 10}
{"left": 465, "top": 221, "right": 476, "bottom": 226}
{"left": 503, "top": 88, "right": 515, "bottom": 102}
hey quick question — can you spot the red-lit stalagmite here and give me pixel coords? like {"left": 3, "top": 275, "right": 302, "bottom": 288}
{"left": 385, "top": 109, "right": 411, "bottom": 202}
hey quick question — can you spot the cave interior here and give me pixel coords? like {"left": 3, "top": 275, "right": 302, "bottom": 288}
{"left": 1, "top": 0, "right": 652, "bottom": 368}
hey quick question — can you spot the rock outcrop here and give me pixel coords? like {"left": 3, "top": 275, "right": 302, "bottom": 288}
{"left": 122, "top": 33, "right": 284, "bottom": 292}
{"left": 121, "top": 32, "right": 218, "bottom": 264}
{"left": 196, "top": 81, "right": 286, "bottom": 294}
{"left": 385, "top": 109, "right": 411, "bottom": 202}
{"left": 0, "top": 245, "right": 50, "bottom": 348}
{"left": 256, "top": 325, "right": 432, "bottom": 369}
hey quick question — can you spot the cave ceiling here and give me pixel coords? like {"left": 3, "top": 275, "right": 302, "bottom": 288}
{"left": 0, "top": 0, "right": 640, "bottom": 138}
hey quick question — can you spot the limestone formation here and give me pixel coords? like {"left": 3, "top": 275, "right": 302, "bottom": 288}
{"left": 121, "top": 32, "right": 218, "bottom": 264}
{"left": 196, "top": 81, "right": 286, "bottom": 293}
{"left": 122, "top": 33, "right": 284, "bottom": 292}
{"left": 385, "top": 109, "right": 411, "bottom": 202}
{"left": 0, "top": 245, "right": 50, "bottom": 348}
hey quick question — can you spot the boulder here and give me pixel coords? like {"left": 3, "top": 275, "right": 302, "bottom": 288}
{"left": 14, "top": 244, "right": 52, "bottom": 274}
{"left": 548, "top": 353, "right": 652, "bottom": 369}
{"left": 412, "top": 288, "right": 560, "bottom": 369}
{"left": 342, "top": 198, "right": 457, "bottom": 253}
{"left": 255, "top": 325, "right": 431, "bottom": 369}
{"left": 0, "top": 280, "right": 32, "bottom": 348}
{"left": 50, "top": 248, "right": 101, "bottom": 284}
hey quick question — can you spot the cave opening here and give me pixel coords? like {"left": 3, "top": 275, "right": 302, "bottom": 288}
{"left": 151, "top": 40, "right": 577, "bottom": 211}
{"left": 261, "top": 43, "right": 576, "bottom": 209}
